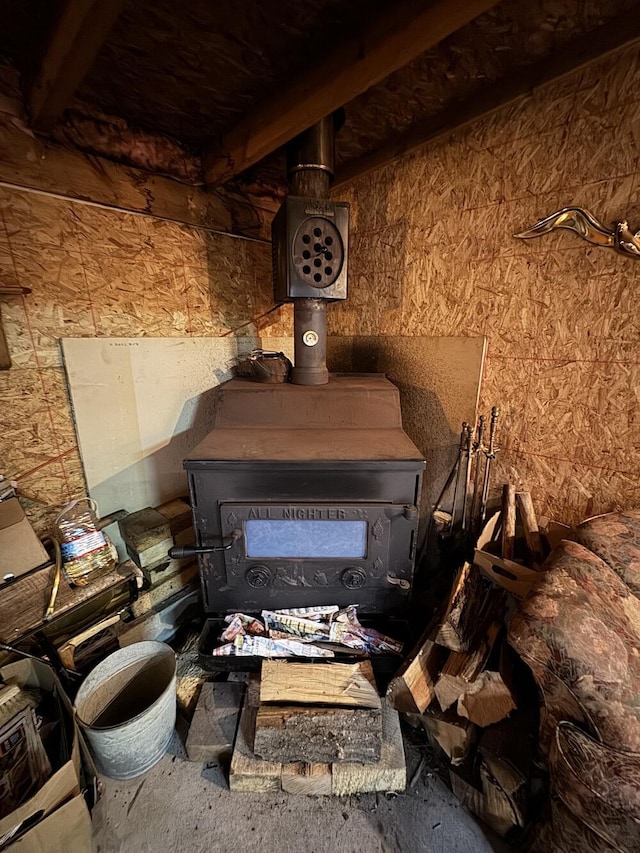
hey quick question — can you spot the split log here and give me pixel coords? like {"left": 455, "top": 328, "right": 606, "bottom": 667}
{"left": 281, "top": 763, "right": 332, "bottom": 796}
{"left": 456, "top": 672, "right": 516, "bottom": 727}
{"left": 501, "top": 484, "right": 516, "bottom": 560}
{"left": 419, "top": 708, "right": 476, "bottom": 766}
{"left": 253, "top": 704, "right": 382, "bottom": 764}
{"left": 456, "top": 643, "right": 516, "bottom": 727}
{"left": 331, "top": 700, "right": 406, "bottom": 795}
{"left": 435, "top": 562, "right": 502, "bottom": 653}
{"left": 434, "top": 620, "right": 502, "bottom": 711}
{"left": 478, "top": 715, "right": 531, "bottom": 830}
{"left": 260, "top": 660, "right": 380, "bottom": 709}
{"left": 386, "top": 618, "right": 446, "bottom": 713}
{"left": 516, "top": 491, "right": 546, "bottom": 567}
{"left": 450, "top": 769, "right": 520, "bottom": 838}
{"left": 479, "top": 720, "right": 529, "bottom": 826}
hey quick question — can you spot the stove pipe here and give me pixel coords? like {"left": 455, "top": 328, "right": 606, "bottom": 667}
{"left": 286, "top": 115, "right": 337, "bottom": 386}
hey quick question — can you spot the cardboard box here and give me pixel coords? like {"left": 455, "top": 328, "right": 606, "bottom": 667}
{"left": 0, "top": 499, "right": 49, "bottom": 583}
{"left": 0, "top": 659, "right": 97, "bottom": 851}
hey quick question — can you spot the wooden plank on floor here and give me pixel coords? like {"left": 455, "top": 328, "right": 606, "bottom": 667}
{"left": 281, "top": 762, "right": 332, "bottom": 796}
{"left": 331, "top": 700, "right": 406, "bottom": 795}
{"left": 260, "top": 660, "right": 381, "bottom": 709}
{"left": 229, "top": 676, "right": 282, "bottom": 793}
{"left": 186, "top": 682, "right": 245, "bottom": 764}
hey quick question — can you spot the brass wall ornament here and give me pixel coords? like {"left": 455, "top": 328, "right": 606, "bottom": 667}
{"left": 514, "top": 206, "right": 640, "bottom": 258}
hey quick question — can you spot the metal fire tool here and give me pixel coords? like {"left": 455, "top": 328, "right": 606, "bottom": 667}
{"left": 431, "top": 424, "right": 466, "bottom": 535}
{"left": 469, "top": 414, "right": 486, "bottom": 535}
{"left": 447, "top": 422, "right": 469, "bottom": 534}
{"left": 479, "top": 406, "right": 500, "bottom": 528}
{"left": 460, "top": 423, "right": 474, "bottom": 532}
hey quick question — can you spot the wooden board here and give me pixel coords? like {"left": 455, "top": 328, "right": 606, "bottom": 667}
{"left": 119, "top": 507, "right": 173, "bottom": 568}
{"left": 0, "top": 560, "right": 135, "bottom": 643}
{"left": 130, "top": 562, "right": 198, "bottom": 617}
{"left": 0, "top": 110, "right": 235, "bottom": 235}
{"left": 259, "top": 661, "right": 381, "bottom": 709}
{"left": 281, "top": 762, "right": 332, "bottom": 796}
{"left": 203, "top": 0, "right": 499, "bottom": 183}
{"left": 229, "top": 676, "right": 282, "bottom": 793}
{"left": 28, "top": 0, "right": 126, "bottom": 131}
{"left": 253, "top": 704, "right": 382, "bottom": 765}
{"left": 331, "top": 700, "right": 406, "bottom": 796}
{"left": 185, "top": 682, "right": 244, "bottom": 764}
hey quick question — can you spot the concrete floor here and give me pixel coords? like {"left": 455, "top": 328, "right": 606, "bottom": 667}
{"left": 92, "top": 729, "right": 503, "bottom": 853}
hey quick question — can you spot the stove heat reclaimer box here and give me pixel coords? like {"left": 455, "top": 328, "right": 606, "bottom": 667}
{"left": 183, "top": 374, "right": 425, "bottom": 615}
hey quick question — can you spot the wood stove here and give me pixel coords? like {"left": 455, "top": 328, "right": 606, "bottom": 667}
{"left": 173, "top": 114, "right": 425, "bottom": 615}
{"left": 182, "top": 374, "right": 424, "bottom": 614}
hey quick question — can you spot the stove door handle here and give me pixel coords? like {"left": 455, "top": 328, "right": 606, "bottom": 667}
{"left": 168, "top": 529, "right": 242, "bottom": 560}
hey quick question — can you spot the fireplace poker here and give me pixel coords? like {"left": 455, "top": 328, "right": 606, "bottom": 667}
{"left": 479, "top": 406, "right": 500, "bottom": 528}
{"left": 449, "top": 422, "right": 469, "bottom": 533}
{"left": 469, "top": 414, "right": 486, "bottom": 536}
{"left": 460, "top": 422, "right": 474, "bottom": 531}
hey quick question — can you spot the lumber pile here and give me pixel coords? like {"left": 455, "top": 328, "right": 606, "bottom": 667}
{"left": 388, "top": 488, "right": 560, "bottom": 838}
{"left": 227, "top": 662, "right": 406, "bottom": 794}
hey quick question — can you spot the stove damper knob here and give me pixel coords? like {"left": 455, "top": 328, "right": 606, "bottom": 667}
{"left": 246, "top": 565, "right": 273, "bottom": 589}
{"left": 341, "top": 567, "right": 367, "bottom": 590}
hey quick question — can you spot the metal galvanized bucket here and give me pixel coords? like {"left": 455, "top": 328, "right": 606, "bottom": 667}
{"left": 74, "top": 641, "right": 176, "bottom": 780}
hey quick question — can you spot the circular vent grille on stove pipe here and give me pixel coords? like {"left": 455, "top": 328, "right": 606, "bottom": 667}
{"left": 292, "top": 216, "right": 344, "bottom": 289}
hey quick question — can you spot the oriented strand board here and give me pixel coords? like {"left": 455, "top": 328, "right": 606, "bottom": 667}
{"left": 329, "top": 40, "right": 640, "bottom": 527}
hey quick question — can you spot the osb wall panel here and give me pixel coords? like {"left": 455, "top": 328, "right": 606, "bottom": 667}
{"left": 0, "top": 188, "right": 291, "bottom": 533}
{"left": 329, "top": 42, "right": 640, "bottom": 526}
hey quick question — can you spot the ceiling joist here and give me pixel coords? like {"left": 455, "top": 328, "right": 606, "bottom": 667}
{"left": 203, "top": 0, "right": 500, "bottom": 186}
{"left": 334, "top": 10, "right": 640, "bottom": 188}
{"left": 28, "top": 0, "right": 126, "bottom": 133}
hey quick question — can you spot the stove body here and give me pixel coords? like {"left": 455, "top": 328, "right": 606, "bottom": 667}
{"left": 184, "top": 374, "right": 424, "bottom": 614}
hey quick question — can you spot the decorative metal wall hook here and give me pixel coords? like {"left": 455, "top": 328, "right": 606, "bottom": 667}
{"left": 514, "top": 206, "right": 640, "bottom": 258}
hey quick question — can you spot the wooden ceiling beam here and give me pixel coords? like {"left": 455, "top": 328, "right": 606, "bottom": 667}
{"left": 203, "top": 0, "right": 500, "bottom": 186}
{"left": 28, "top": 0, "right": 126, "bottom": 133}
{"left": 334, "top": 11, "right": 640, "bottom": 188}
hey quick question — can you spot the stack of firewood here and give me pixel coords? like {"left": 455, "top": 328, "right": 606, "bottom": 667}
{"left": 226, "top": 660, "right": 407, "bottom": 795}
{"left": 387, "top": 487, "right": 566, "bottom": 838}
